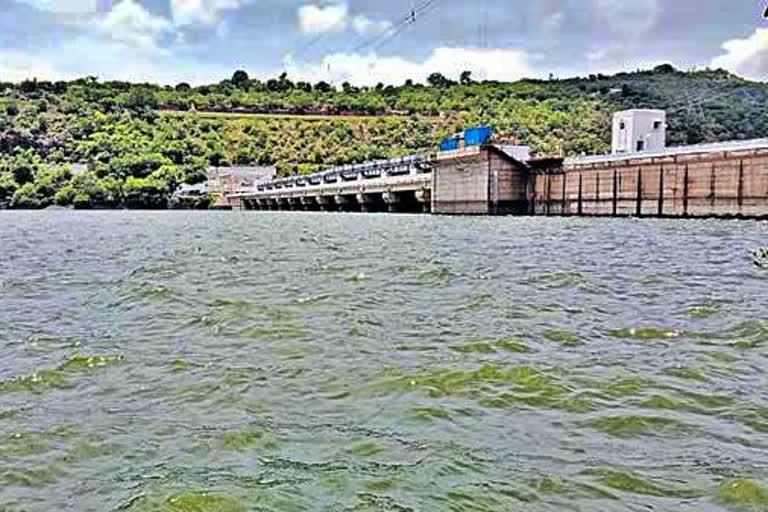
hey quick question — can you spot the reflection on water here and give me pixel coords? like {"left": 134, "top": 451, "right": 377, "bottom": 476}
{"left": 1, "top": 211, "right": 767, "bottom": 511}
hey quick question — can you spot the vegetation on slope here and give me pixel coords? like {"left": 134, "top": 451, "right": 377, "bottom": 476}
{"left": 0, "top": 64, "right": 766, "bottom": 209}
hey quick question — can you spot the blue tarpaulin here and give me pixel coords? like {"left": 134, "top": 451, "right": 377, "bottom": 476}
{"left": 464, "top": 126, "right": 493, "bottom": 146}
{"left": 440, "top": 138, "right": 459, "bottom": 151}
{"left": 439, "top": 126, "right": 493, "bottom": 151}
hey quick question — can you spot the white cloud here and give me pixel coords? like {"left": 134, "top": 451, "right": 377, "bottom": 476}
{"left": 7, "top": 38, "right": 229, "bottom": 84}
{"left": 171, "top": 0, "right": 247, "bottom": 26}
{"left": 0, "top": 50, "right": 73, "bottom": 82}
{"left": 14, "top": 0, "right": 97, "bottom": 14}
{"left": 711, "top": 28, "right": 768, "bottom": 81}
{"left": 296, "top": 3, "right": 392, "bottom": 37}
{"left": 297, "top": 3, "right": 348, "bottom": 34}
{"left": 92, "top": 0, "right": 172, "bottom": 52}
{"left": 595, "top": 0, "right": 659, "bottom": 38}
{"left": 285, "top": 47, "right": 534, "bottom": 86}
{"left": 579, "top": 44, "right": 669, "bottom": 76}
{"left": 3, "top": 0, "right": 240, "bottom": 85}
{"left": 351, "top": 14, "right": 391, "bottom": 36}
{"left": 569, "top": 0, "right": 665, "bottom": 80}
{"left": 70, "top": 40, "right": 229, "bottom": 83}
{"left": 586, "top": 48, "right": 608, "bottom": 63}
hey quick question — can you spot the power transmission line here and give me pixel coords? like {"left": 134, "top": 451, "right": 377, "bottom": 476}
{"left": 286, "top": 0, "right": 441, "bottom": 79}
{"left": 350, "top": 0, "right": 441, "bottom": 54}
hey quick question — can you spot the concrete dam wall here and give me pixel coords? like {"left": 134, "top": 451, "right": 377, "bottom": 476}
{"left": 531, "top": 140, "right": 768, "bottom": 218}
{"left": 228, "top": 138, "right": 768, "bottom": 219}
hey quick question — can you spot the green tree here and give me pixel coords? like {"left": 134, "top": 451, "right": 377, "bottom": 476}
{"left": 107, "top": 153, "right": 169, "bottom": 179}
{"left": 123, "top": 176, "right": 169, "bottom": 209}
{"left": 11, "top": 162, "right": 35, "bottom": 186}
{"left": 71, "top": 172, "right": 102, "bottom": 208}
{"left": 10, "top": 183, "right": 42, "bottom": 209}
{"left": 53, "top": 184, "right": 76, "bottom": 206}
{"left": 427, "top": 72, "right": 454, "bottom": 88}
{"left": 33, "top": 166, "right": 71, "bottom": 199}
{"left": 0, "top": 173, "right": 18, "bottom": 203}
{"left": 232, "top": 70, "right": 250, "bottom": 88}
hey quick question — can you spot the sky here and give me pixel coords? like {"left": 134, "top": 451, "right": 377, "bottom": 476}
{"left": 0, "top": 0, "right": 766, "bottom": 85}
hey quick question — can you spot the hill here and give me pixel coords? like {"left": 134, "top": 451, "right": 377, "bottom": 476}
{"left": 1, "top": 64, "right": 766, "bottom": 209}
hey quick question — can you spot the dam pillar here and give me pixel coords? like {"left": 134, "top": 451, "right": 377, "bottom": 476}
{"left": 416, "top": 189, "right": 432, "bottom": 213}
{"left": 276, "top": 197, "right": 290, "bottom": 210}
{"left": 317, "top": 195, "right": 335, "bottom": 211}
{"left": 300, "top": 196, "right": 319, "bottom": 211}
{"left": 357, "top": 193, "right": 385, "bottom": 213}
{"left": 382, "top": 191, "right": 404, "bottom": 213}
{"left": 335, "top": 195, "right": 356, "bottom": 212}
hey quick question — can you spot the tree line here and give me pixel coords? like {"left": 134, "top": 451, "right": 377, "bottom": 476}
{"left": 1, "top": 64, "right": 766, "bottom": 209}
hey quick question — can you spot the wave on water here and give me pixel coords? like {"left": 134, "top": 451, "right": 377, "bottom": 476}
{"left": 1, "top": 213, "right": 767, "bottom": 511}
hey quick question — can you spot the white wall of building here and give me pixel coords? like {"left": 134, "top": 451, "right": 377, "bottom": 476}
{"left": 612, "top": 109, "right": 667, "bottom": 154}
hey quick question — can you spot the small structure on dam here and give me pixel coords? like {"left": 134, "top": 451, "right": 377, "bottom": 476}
{"left": 228, "top": 110, "right": 768, "bottom": 218}
{"left": 432, "top": 144, "right": 531, "bottom": 215}
{"left": 612, "top": 109, "right": 667, "bottom": 154}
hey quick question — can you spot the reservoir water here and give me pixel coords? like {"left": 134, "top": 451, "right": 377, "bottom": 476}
{"left": 1, "top": 212, "right": 767, "bottom": 511}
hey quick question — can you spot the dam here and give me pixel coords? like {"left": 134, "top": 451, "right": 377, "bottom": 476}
{"left": 227, "top": 110, "right": 768, "bottom": 219}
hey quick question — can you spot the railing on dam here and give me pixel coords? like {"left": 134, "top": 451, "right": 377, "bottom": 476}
{"left": 273, "top": 154, "right": 431, "bottom": 190}
{"left": 227, "top": 153, "right": 436, "bottom": 213}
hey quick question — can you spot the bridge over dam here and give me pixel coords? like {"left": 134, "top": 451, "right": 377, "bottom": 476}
{"left": 228, "top": 153, "right": 437, "bottom": 214}
{"left": 226, "top": 111, "right": 768, "bottom": 219}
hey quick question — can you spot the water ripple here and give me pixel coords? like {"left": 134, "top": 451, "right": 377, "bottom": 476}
{"left": 1, "top": 211, "right": 767, "bottom": 511}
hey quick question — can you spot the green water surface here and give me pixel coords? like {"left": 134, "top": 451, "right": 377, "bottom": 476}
{"left": 1, "top": 212, "right": 767, "bottom": 511}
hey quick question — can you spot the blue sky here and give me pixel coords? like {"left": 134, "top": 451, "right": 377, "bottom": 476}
{"left": 0, "top": 0, "right": 766, "bottom": 85}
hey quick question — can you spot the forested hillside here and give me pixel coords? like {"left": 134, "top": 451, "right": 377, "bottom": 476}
{"left": 1, "top": 64, "right": 766, "bottom": 209}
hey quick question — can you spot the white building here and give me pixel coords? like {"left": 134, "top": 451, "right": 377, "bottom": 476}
{"left": 207, "top": 166, "right": 276, "bottom": 196}
{"left": 612, "top": 109, "right": 667, "bottom": 155}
